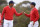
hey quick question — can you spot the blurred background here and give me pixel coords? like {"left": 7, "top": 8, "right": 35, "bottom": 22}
{"left": 0, "top": 0, "right": 40, "bottom": 27}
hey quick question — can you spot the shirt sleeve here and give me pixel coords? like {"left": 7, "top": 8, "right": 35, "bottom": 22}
{"left": 25, "top": 13, "right": 30, "bottom": 17}
{"left": 34, "top": 10, "right": 39, "bottom": 22}
{"left": 14, "top": 9, "right": 23, "bottom": 16}
{"left": 1, "top": 7, "right": 6, "bottom": 20}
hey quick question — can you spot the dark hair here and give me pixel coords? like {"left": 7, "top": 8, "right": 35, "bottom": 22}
{"left": 9, "top": 1, "right": 14, "bottom": 5}
{"left": 30, "top": 2, "right": 36, "bottom": 6}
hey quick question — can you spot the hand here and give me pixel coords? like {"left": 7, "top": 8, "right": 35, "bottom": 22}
{"left": 24, "top": 12, "right": 25, "bottom": 13}
{"left": 24, "top": 12, "right": 26, "bottom": 14}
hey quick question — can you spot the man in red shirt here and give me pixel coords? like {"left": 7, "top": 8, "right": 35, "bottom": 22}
{"left": 2, "top": 1, "right": 23, "bottom": 27}
{"left": 24, "top": 2, "right": 39, "bottom": 27}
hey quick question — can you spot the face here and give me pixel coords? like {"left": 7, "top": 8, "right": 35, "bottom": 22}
{"left": 9, "top": 3, "right": 14, "bottom": 7}
{"left": 30, "top": 4, "right": 34, "bottom": 9}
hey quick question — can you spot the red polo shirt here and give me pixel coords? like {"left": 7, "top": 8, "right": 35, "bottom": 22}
{"left": 25, "top": 8, "right": 39, "bottom": 22}
{"left": 1, "top": 6, "right": 23, "bottom": 20}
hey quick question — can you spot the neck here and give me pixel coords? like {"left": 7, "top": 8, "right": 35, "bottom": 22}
{"left": 9, "top": 6, "right": 12, "bottom": 9}
{"left": 10, "top": 6, "right": 12, "bottom": 8}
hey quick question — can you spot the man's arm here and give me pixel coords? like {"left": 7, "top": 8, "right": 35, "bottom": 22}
{"left": 24, "top": 12, "right": 30, "bottom": 17}
{"left": 34, "top": 10, "right": 39, "bottom": 22}
{"left": 1, "top": 7, "right": 6, "bottom": 20}
{"left": 14, "top": 9, "right": 23, "bottom": 16}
